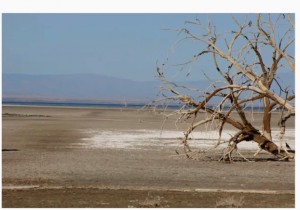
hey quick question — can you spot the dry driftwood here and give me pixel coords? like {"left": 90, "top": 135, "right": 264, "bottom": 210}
{"left": 155, "top": 14, "right": 295, "bottom": 162}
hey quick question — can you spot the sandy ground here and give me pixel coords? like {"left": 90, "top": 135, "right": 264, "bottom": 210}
{"left": 2, "top": 105, "right": 295, "bottom": 207}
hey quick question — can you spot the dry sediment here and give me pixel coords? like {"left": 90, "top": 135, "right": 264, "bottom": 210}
{"left": 2, "top": 105, "right": 295, "bottom": 207}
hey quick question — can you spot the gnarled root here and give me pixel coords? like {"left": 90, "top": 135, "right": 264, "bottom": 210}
{"left": 219, "top": 140, "right": 237, "bottom": 162}
{"left": 219, "top": 131, "right": 250, "bottom": 162}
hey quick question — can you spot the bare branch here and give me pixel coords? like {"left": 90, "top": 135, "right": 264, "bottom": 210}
{"left": 156, "top": 14, "right": 295, "bottom": 161}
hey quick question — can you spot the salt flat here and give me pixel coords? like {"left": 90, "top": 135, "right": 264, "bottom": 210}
{"left": 77, "top": 128, "right": 295, "bottom": 151}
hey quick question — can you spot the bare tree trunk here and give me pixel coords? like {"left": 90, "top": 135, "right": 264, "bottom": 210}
{"left": 262, "top": 98, "right": 272, "bottom": 141}
{"left": 156, "top": 14, "right": 295, "bottom": 161}
{"left": 252, "top": 133, "right": 291, "bottom": 159}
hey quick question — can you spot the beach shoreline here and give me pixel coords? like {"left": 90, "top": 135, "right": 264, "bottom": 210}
{"left": 2, "top": 105, "right": 295, "bottom": 207}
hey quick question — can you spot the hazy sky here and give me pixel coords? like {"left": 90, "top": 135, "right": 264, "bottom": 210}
{"left": 2, "top": 14, "right": 241, "bottom": 81}
{"left": 2, "top": 13, "right": 294, "bottom": 82}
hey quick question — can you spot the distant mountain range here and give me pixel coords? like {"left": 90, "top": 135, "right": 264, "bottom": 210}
{"left": 2, "top": 73, "right": 294, "bottom": 104}
{"left": 3, "top": 74, "right": 161, "bottom": 103}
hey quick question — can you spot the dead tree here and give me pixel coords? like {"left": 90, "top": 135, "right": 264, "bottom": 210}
{"left": 156, "top": 14, "right": 295, "bottom": 161}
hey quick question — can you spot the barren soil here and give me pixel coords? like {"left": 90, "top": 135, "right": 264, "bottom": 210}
{"left": 2, "top": 105, "right": 295, "bottom": 207}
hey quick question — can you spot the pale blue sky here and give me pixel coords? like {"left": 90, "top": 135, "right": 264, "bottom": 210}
{"left": 2, "top": 13, "right": 294, "bottom": 82}
{"left": 3, "top": 13, "right": 194, "bottom": 81}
